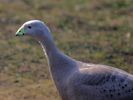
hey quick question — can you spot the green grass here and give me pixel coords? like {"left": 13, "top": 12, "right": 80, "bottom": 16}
{"left": 0, "top": 0, "right": 133, "bottom": 99}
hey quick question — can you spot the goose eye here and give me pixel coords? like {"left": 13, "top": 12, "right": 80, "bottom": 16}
{"left": 28, "top": 26, "right": 32, "bottom": 29}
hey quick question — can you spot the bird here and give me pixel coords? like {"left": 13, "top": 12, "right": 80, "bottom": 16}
{"left": 16, "top": 20, "right": 133, "bottom": 100}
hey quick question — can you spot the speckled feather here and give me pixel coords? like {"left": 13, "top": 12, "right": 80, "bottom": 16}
{"left": 66, "top": 62, "right": 133, "bottom": 100}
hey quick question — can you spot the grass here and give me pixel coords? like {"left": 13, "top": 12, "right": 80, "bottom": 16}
{"left": 0, "top": 0, "right": 133, "bottom": 99}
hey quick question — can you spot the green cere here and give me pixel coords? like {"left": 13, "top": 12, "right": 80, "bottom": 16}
{"left": 16, "top": 28, "right": 25, "bottom": 36}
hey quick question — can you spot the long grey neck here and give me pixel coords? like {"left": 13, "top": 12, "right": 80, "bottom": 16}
{"left": 39, "top": 32, "right": 77, "bottom": 99}
{"left": 39, "top": 37, "right": 59, "bottom": 59}
{"left": 39, "top": 34, "right": 76, "bottom": 80}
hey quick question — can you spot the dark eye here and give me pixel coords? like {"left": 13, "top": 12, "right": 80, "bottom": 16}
{"left": 28, "top": 26, "right": 32, "bottom": 29}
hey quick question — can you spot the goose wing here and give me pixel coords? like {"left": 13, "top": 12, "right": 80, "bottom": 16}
{"left": 69, "top": 64, "right": 133, "bottom": 100}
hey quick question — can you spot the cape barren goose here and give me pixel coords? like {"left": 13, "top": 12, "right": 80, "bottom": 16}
{"left": 16, "top": 20, "right": 133, "bottom": 100}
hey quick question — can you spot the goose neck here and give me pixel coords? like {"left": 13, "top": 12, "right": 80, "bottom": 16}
{"left": 39, "top": 37, "right": 59, "bottom": 58}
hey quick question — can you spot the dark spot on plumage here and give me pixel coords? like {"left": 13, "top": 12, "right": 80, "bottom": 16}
{"left": 125, "top": 84, "right": 127, "bottom": 87}
{"left": 118, "top": 92, "right": 121, "bottom": 96}
{"left": 103, "top": 89, "right": 106, "bottom": 92}
{"left": 128, "top": 89, "right": 131, "bottom": 93}
{"left": 110, "top": 94, "right": 113, "bottom": 98}
{"left": 121, "top": 86, "right": 125, "bottom": 89}
{"left": 109, "top": 89, "right": 112, "bottom": 92}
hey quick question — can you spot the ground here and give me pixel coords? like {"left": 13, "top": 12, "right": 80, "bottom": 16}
{"left": 0, "top": 0, "right": 133, "bottom": 100}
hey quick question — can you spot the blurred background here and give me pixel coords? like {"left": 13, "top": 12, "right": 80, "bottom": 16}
{"left": 0, "top": 0, "right": 133, "bottom": 100}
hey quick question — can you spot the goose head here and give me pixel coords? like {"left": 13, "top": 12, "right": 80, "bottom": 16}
{"left": 16, "top": 20, "right": 52, "bottom": 41}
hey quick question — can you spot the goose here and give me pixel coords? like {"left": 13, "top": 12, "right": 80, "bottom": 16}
{"left": 16, "top": 20, "right": 133, "bottom": 100}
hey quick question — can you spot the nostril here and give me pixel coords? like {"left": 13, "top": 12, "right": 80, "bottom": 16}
{"left": 19, "top": 31, "right": 21, "bottom": 32}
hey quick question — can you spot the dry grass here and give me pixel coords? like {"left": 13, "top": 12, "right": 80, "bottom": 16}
{"left": 0, "top": 0, "right": 133, "bottom": 99}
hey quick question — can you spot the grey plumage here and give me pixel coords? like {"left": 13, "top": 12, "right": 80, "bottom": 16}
{"left": 66, "top": 62, "right": 133, "bottom": 100}
{"left": 16, "top": 20, "right": 133, "bottom": 100}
